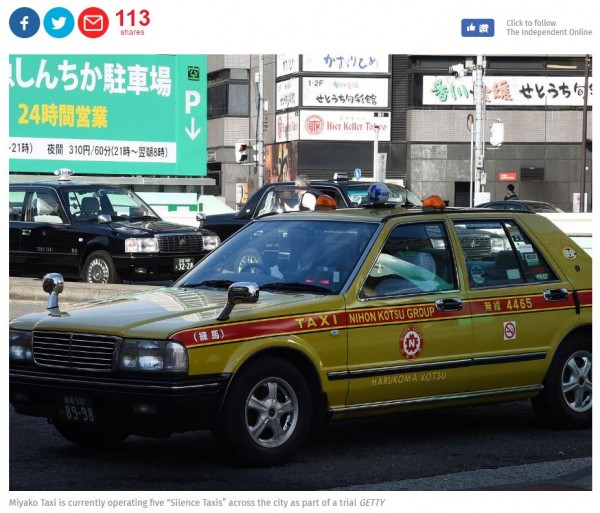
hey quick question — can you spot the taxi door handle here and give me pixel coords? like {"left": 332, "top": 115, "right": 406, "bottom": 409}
{"left": 21, "top": 229, "right": 31, "bottom": 236}
{"left": 543, "top": 288, "right": 569, "bottom": 301}
{"left": 435, "top": 298, "right": 463, "bottom": 312}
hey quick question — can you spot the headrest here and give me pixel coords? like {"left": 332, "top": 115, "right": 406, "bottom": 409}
{"left": 81, "top": 196, "right": 100, "bottom": 213}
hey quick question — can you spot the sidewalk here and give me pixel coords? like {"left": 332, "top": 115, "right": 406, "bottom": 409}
{"left": 9, "top": 276, "right": 160, "bottom": 304}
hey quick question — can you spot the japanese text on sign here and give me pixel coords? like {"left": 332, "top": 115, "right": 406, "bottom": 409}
{"left": 10, "top": 57, "right": 172, "bottom": 97}
{"left": 277, "top": 54, "right": 390, "bottom": 76}
{"left": 303, "top": 77, "right": 389, "bottom": 108}
{"left": 9, "top": 137, "right": 176, "bottom": 164}
{"left": 424, "top": 75, "right": 593, "bottom": 106}
{"left": 17, "top": 103, "right": 108, "bottom": 128}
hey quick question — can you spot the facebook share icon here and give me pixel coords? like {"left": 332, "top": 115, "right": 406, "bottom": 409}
{"left": 9, "top": 7, "right": 40, "bottom": 38}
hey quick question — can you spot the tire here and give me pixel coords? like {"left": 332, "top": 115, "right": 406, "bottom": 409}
{"left": 53, "top": 420, "right": 129, "bottom": 448}
{"left": 532, "top": 337, "right": 592, "bottom": 429}
{"left": 216, "top": 357, "right": 312, "bottom": 467}
{"left": 82, "top": 250, "right": 120, "bottom": 284}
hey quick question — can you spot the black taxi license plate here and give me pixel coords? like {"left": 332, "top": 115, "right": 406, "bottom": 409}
{"left": 56, "top": 395, "right": 96, "bottom": 424}
{"left": 174, "top": 257, "right": 194, "bottom": 272}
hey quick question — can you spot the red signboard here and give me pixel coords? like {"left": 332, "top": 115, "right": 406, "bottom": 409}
{"left": 498, "top": 172, "right": 517, "bottom": 182}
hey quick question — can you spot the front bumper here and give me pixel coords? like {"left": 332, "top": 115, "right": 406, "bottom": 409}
{"left": 10, "top": 367, "right": 231, "bottom": 436}
{"left": 112, "top": 252, "right": 212, "bottom": 281}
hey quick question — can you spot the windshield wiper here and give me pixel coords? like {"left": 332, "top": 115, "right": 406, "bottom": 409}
{"left": 183, "top": 280, "right": 333, "bottom": 294}
{"left": 261, "top": 282, "right": 332, "bottom": 294}
{"left": 184, "top": 280, "right": 235, "bottom": 289}
{"left": 130, "top": 215, "right": 160, "bottom": 221}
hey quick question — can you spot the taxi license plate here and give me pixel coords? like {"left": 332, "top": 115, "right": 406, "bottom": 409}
{"left": 56, "top": 395, "right": 96, "bottom": 424}
{"left": 174, "top": 257, "right": 194, "bottom": 272}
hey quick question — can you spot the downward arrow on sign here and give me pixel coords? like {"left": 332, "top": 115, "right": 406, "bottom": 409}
{"left": 186, "top": 118, "right": 201, "bottom": 140}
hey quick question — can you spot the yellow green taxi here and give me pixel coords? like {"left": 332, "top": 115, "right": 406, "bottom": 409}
{"left": 9, "top": 187, "right": 592, "bottom": 466}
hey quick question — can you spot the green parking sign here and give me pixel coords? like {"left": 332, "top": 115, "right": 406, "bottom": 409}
{"left": 9, "top": 54, "right": 207, "bottom": 177}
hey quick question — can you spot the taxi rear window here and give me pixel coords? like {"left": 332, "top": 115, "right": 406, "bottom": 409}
{"left": 453, "top": 219, "right": 558, "bottom": 288}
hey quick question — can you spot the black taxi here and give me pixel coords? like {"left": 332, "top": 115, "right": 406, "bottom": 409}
{"left": 203, "top": 178, "right": 422, "bottom": 241}
{"left": 9, "top": 185, "right": 592, "bottom": 466}
{"left": 9, "top": 171, "right": 220, "bottom": 283}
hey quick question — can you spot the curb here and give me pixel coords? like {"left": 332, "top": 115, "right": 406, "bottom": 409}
{"left": 10, "top": 277, "right": 160, "bottom": 304}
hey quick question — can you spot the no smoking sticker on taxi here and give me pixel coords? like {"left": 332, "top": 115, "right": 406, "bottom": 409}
{"left": 504, "top": 321, "right": 517, "bottom": 341}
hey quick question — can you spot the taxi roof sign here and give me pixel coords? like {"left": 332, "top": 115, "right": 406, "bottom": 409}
{"left": 54, "top": 168, "right": 74, "bottom": 181}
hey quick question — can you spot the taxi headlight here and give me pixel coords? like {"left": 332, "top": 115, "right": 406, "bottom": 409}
{"left": 118, "top": 339, "right": 188, "bottom": 372}
{"left": 125, "top": 237, "right": 159, "bottom": 253}
{"left": 9, "top": 330, "right": 33, "bottom": 362}
{"left": 203, "top": 234, "right": 220, "bottom": 252}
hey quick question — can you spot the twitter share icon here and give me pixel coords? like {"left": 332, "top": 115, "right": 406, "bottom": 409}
{"left": 43, "top": 7, "right": 74, "bottom": 38}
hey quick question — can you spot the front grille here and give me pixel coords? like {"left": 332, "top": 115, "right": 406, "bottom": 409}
{"left": 157, "top": 234, "right": 205, "bottom": 254}
{"left": 33, "top": 332, "right": 119, "bottom": 372}
{"left": 460, "top": 235, "right": 492, "bottom": 259}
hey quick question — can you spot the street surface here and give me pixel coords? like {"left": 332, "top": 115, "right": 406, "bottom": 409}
{"left": 8, "top": 389, "right": 591, "bottom": 491}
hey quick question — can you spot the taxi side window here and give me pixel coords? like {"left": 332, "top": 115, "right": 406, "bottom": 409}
{"left": 453, "top": 219, "right": 558, "bottom": 288}
{"left": 363, "top": 222, "right": 457, "bottom": 298}
{"left": 69, "top": 191, "right": 105, "bottom": 219}
{"left": 9, "top": 190, "right": 26, "bottom": 221}
{"left": 314, "top": 187, "right": 345, "bottom": 208}
{"left": 28, "top": 190, "right": 67, "bottom": 224}
{"left": 257, "top": 190, "right": 284, "bottom": 216}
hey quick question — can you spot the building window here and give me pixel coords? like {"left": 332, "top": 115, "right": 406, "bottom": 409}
{"left": 521, "top": 167, "right": 545, "bottom": 181}
{"left": 207, "top": 69, "right": 249, "bottom": 119}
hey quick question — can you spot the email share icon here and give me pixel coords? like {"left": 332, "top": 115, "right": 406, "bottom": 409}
{"left": 83, "top": 14, "right": 103, "bottom": 31}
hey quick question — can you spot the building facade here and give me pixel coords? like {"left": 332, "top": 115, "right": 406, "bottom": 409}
{"left": 208, "top": 54, "right": 592, "bottom": 212}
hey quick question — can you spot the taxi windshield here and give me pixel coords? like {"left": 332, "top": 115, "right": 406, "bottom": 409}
{"left": 64, "top": 187, "right": 160, "bottom": 221}
{"left": 175, "top": 219, "right": 378, "bottom": 294}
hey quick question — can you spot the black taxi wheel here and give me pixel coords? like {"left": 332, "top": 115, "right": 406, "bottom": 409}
{"left": 216, "top": 357, "right": 312, "bottom": 467}
{"left": 532, "top": 337, "right": 592, "bottom": 429}
{"left": 52, "top": 420, "right": 129, "bottom": 448}
{"left": 83, "top": 250, "right": 120, "bottom": 284}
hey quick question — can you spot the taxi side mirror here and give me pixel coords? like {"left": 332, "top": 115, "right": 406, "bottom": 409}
{"left": 43, "top": 273, "right": 65, "bottom": 316}
{"left": 196, "top": 212, "right": 206, "bottom": 230}
{"left": 217, "top": 282, "right": 259, "bottom": 321}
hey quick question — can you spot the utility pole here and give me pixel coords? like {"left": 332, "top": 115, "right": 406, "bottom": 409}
{"left": 467, "top": 114, "right": 474, "bottom": 207}
{"left": 474, "top": 55, "right": 486, "bottom": 194}
{"left": 372, "top": 125, "right": 379, "bottom": 180}
{"left": 449, "top": 55, "right": 486, "bottom": 205}
{"left": 579, "top": 54, "right": 590, "bottom": 212}
{"left": 257, "top": 54, "right": 265, "bottom": 188}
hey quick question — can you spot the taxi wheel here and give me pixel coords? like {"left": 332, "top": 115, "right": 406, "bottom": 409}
{"left": 532, "top": 337, "right": 592, "bottom": 429}
{"left": 217, "top": 357, "right": 312, "bottom": 467}
{"left": 83, "top": 250, "right": 120, "bottom": 284}
{"left": 52, "top": 420, "right": 129, "bottom": 448}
